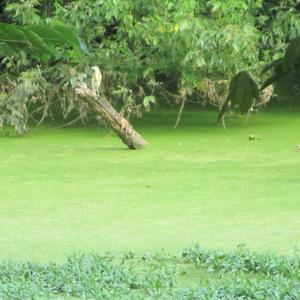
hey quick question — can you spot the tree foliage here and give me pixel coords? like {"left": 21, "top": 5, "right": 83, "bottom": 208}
{"left": 0, "top": 0, "right": 300, "bottom": 133}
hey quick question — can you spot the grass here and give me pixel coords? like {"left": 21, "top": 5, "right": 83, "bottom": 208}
{"left": 0, "top": 108, "right": 300, "bottom": 262}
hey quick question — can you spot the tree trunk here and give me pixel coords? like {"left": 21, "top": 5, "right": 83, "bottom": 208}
{"left": 75, "top": 82, "right": 148, "bottom": 150}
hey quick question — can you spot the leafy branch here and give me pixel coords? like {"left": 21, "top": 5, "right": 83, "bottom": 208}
{"left": 217, "top": 35, "right": 300, "bottom": 125}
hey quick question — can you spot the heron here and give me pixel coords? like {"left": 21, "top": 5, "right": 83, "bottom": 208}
{"left": 91, "top": 66, "right": 102, "bottom": 96}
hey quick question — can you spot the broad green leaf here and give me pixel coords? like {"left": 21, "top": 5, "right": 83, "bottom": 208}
{"left": 20, "top": 28, "right": 56, "bottom": 62}
{"left": 51, "top": 21, "right": 81, "bottom": 48}
{"left": 28, "top": 25, "right": 66, "bottom": 46}
{"left": 0, "top": 22, "right": 83, "bottom": 62}
{"left": 0, "top": 23, "right": 30, "bottom": 51}
{"left": 227, "top": 71, "right": 259, "bottom": 114}
{"left": 0, "top": 42, "right": 17, "bottom": 56}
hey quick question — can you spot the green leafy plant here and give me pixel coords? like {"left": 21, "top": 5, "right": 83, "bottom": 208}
{"left": 1, "top": 245, "right": 300, "bottom": 299}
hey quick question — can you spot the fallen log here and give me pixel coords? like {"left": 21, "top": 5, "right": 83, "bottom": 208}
{"left": 75, "top": 82, "right": 148, "bottom": 150}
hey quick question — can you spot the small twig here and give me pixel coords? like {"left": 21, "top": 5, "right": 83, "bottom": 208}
{"left": 37, "top": 101, "right": 50, "bottom": 126}
{"left": 221, "top": 118, "right": 227, "bottom": 133}
{"left": 174, "top": 97, "right": 186, "bottom": 129}
{"left": 29, "top": 106, "right": 44, "bottom": 117}
{"left": 29, "top": 114, "right": 39, "bottom": 123}
{"left": 54, "top": 116, "right": 82, "bottom": 128}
